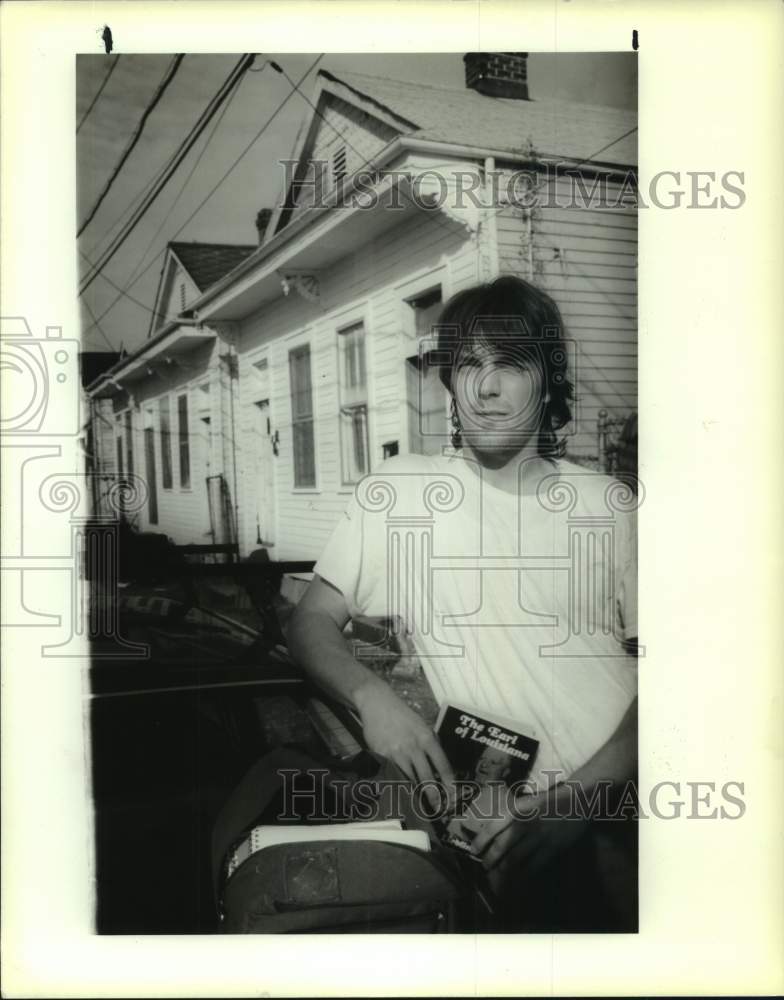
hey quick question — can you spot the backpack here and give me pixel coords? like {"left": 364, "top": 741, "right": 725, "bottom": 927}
{"left": 212, "top": 746, "right": 467, "bottom": 934}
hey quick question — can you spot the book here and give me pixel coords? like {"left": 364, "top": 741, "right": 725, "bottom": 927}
{"left": 432, "top": 703, "right": 541, "bottom": 856}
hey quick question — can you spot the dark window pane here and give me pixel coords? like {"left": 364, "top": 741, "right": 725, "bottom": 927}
{"left": 411, "top": 287, "right": 443, "bottom": 340}
{"left": 293, "top": 420, "right": 316, "bottom": 487}
{"left": 289, "top": 347, "right": 316, "bottom": 487}
{"left": 144, "top": 427, "right": 158, "bottom": 525}
{"left": 177, "top": 394, "right": 190, "bottom": 489}
{"left": 406, "top": 355, "right": 446, "bottom": 456}
{"left": 159, "top": 397, "right": 173, "bottom": 489}
{"left": 124, "top": 411, "right": 134, "bottom": 476}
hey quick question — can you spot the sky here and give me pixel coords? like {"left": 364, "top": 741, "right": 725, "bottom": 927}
{"left": 76, "top": 52, "right": 637, "bottom": 355}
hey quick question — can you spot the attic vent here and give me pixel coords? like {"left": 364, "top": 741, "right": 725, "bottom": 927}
{"left": 332, "top": 145, "right": 347, "bottom": 183}
{"left": 180, "top": 282, "right": 186, "bottom": 311}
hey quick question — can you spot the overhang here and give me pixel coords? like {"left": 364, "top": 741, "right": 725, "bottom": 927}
{"left": 88, "top": 323, "right": 215, "bottom": 398}
{"left": 196, "top": 170, "right": 446, "bottom": 322}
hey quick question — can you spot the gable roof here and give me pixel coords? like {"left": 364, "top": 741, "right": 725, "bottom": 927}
{"left": 319, "top": 68, "right": 637, "bottom": 167}
{"left": 169, "top": 241, "right": 257, "bottom": 292}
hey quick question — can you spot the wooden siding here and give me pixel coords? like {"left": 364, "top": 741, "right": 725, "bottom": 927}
{"left": 288, "top": 95, "right": 398, "bottom": 226}
{"left": 153, "top": 257, "right": 201, "bottom": 334}
{"left": 496, "top": 172, "right": 637, "bottom": 459}
{"left": 107, "top": 340, "right": 227, "bottom": 545}
{"left": 237, "top": 209, "right": 479, "bottom": 560}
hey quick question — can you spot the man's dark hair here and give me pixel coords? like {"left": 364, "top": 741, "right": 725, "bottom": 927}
{"left": 433, "top": 275, "right": 574, "bottom": 458}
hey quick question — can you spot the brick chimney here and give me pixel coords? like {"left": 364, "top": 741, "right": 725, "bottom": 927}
{"left": 255, "top": 208, "right": 273, "bottom": 244}
{"left": 463, "top": 52, "right": 529, "bottom": 100}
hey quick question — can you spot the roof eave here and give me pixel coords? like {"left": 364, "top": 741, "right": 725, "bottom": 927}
{"left": 192, "top": 133, "right": 415, "bottom": 316}
{"left": 192, "top": 133, "right": 635, "bottom": 319}
{"left": 86, "top": 317, "right": 200, "bottom": 395}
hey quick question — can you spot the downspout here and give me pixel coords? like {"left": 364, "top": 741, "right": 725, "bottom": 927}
{"left": 228, "top": 338, "right": 240, "bottom": 554}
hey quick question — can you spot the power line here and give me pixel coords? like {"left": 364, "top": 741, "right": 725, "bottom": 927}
{"left": 138, "top": 69, "right": 249, "bottom": 336}
{"left": 86, "top": 56, "right": 252, "bottom": 268}
{"left": 78, "top": 54, "right": 185, "bottom": 237}
{"left": 79, "top": 53, "right": 257, "bottom": 294}
{"left": 273, "top": 61, "right": 472, "bottom": 247}
{"left": 82, "top": 55, "right": 254, "bottom": 270}
{"left": 487, "top": 125, "right": 639, "bottom": 225}
{"left": 84, "top": 105, "right": 203, "bottom": 265}
{"left": 81, "top": 284, "right": 121, "bottom": 353}
{"left": 81, "top": 55, "right": 323, "bottom": 339}
{"left": 76, "top": 55, "right": 121, "bottom": 134}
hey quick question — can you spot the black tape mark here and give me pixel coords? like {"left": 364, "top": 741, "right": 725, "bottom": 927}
{"left": 632, "top": 29, "right": 639, "bottom": 51}
{"left": 102, "top": 25, "right": 113, "bottom": 55}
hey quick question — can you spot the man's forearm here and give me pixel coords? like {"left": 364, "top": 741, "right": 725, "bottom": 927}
{"left": 286, "top": 608, "right": 387, "bottom": 713}
{"left": 558, "top": 696, "right": 638, "bottom": 799}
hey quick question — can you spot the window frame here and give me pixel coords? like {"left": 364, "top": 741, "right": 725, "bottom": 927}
{"left": 142, "top": 408, "right": 159, "bottom": 527}
{"left": 288, "top": 342, "right": 318, "bottom": 491}
{"left": 336, "top": 320, "right": 371, "bottom": 486}
{"left": 123, "top": 409, "right": 134, "bottom": 477}
{"left": 158, "top": 395, "right": 173, "bottom": 490}
{"left": 401, "top": 282, "right": 448, "bottom": 457}
{"left": 177, "top": 391, "right": 191, "bottom": 491}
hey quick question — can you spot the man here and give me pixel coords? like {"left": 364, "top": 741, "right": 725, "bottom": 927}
{"left": 288, "top": 275, "right": 639, "bottom": 930}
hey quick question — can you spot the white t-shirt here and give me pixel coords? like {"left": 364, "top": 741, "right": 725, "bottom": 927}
{"left": 314, "top": 450, "right": 638, "bottom": 790}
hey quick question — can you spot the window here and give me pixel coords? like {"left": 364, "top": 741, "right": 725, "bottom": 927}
{"left": 159, "top": 396, "right": 173, "bottom": 489}
{"left": 405, "top": 287, "right": 446, "bottom": 456}
{"left": 338, "top": 322, "right": 369, "bottom": 483}
{"left": 124, "top": 411, "right": 134, "bottom": 475}
{"left": 114, "top": 434, "right": 125, "bottom": 515}
{"left": 410, "top": 287, "right": 443, "bottom": 339}
{"left": 144, "top": 425, "right": 159, "bottom": 525}
{"left": 177, "top": 393, "right": 190, "bottom": 489}
{"left": 288, "top": 345, "right": 316, "bottom": 488}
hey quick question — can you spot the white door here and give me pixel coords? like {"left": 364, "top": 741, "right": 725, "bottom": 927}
{"left": 198, "top": 414, "right": 214, "bottom": 539}
{"left": 252, "top": 399, "right": 276, "bottom": 547}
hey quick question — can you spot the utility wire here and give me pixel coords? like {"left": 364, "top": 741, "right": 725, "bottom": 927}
{"left": 76, "top": 55, "right": 121, "bottom": 134}
{"left": 79, "top": 53, "right": 256, "bottom": 293}
{"left": 137, "top": 67, "right": 248, "bottom": 335}
{"left": 81, "top": 55, "right": 321, "bottom": 338}
{"left": 273, "top": 60, "right": 469, "bottom": 247}
{"left": 84, "top": 105, "right": 203, "bottom": 264}
{"left": 78, "top": 54, "right": 185, "bottom": 237}
{"left": 82, "top": 54, "right": 254, "bottom": 272}
{"left": 487, "top": 125, "right": 639, "bottom": 224}
{"left": 85, "top": 57, "right": 253, "bottom": 267}
{"left": 81, "top": 283, "right": 121, "bottom": 353}
{"left": 79, "top": 248, "right": 166, "bottom": 314}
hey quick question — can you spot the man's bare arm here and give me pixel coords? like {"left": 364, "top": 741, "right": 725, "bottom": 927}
{"left": 469, "top": 695, "right": 638, "bottom": 866}
{"left": 286, "top": 574, "right": 381, "bottom": 712}
{"left": 286, "top": 575, "right": 455, "bottom": 788}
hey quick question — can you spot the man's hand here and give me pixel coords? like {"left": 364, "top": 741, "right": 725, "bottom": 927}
{"left": 355, "top": 681, "right": 455, "bottom": 794}
{"left": 461, "top": 788, "right": 588, "bottom": 872}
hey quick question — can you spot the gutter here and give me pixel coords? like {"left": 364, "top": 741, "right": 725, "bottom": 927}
{"left": 192, "top": 132, "right": 635, "bottom": 318}
{"left": 86, "top": 317, "right": 199, "bottom": 394}
{"left": 401, "top": 135, "right": 635, "bottom": 174}
{"left": 192, "top": 135, "right": 409, "bottom": 313}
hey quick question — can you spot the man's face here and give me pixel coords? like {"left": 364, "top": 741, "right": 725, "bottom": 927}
{"left": 451, "top": 340, "right": 546, "bottom": 458}
{"left": 474, "top": 747, "right": 512, "bottom": 783}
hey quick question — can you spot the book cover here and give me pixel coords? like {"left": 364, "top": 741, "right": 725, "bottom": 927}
{"left": 433, "top": 704, "right": 541, "bottom": 856}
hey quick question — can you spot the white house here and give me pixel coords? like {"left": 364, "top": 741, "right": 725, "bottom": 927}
{"left": 88, "top": 53, "right": 638, "bottom": 563}
{"left": 88, "top": 241, "right": 255, "bottom": 546}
